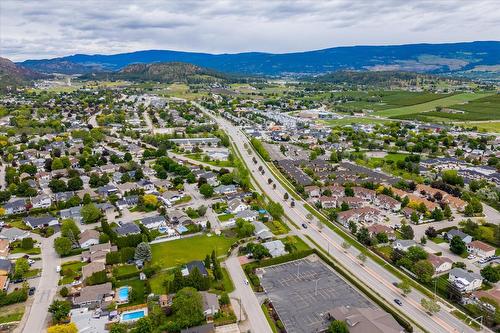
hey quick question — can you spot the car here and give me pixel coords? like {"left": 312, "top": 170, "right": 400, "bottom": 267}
{"left": 467, "top": 254, "right": 476, "bottom": 260}
{"left": 392, "top": 282, "right": 399, "bottom": 287}
{"left": 302, "top": 223, "right": 308, "bottom": 229}
{"left": 56, "top": 265, "right": 61, "bottom": 273}
{"left": 12, "top": 278, "right": 24, "bottom": 284}
{"left": 394, "top": 299, "right": 403, "bottom": 306}
{"left": 28, "top": 287, "right": 36, "bottom": 296}
{"left": 28, "top": 259, "right": 35, "bottom": 265}
{"left": 244, "top": 279, "right": 249, "bottom": 285}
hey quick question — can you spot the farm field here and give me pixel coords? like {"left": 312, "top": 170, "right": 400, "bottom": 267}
{"left": 418, "top": 94, "right": 500, "bottom": 121}
{"left": 151, "top": 234, "right": 236, "bottom": 268}
{"left": 319, "top": 116, "right": 392, "bottom": 127}
{"left": 463, "top": 121, "right": 500, "bottom": 133}
{"left": 374, "top": 92, "right": 493, "bottom": 118}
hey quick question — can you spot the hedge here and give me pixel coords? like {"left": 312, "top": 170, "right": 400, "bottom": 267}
{"left": 0, "top": 288, "right": 28, "bottom": 306}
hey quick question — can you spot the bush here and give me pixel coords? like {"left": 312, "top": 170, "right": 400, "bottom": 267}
{"left": 21, "top": 237, "right": 34, "bottom": 250}
{"left": 106, "top": 251, "right": 121, "bottom": 265}
{"left": 0, "top": 288, "right": 28, "bottom": 306}
{"left": 60, "top": 286, "right": 69, "bottom": 297}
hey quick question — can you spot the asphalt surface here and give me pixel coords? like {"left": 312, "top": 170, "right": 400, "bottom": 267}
{"left": 226, "top": 256, "right": 273, "bottom": 333}
{"left": 193, "top": 101, "right": 482, "bottom": 333}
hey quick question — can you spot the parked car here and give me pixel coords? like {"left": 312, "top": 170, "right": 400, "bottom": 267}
{"left": 12, "top": 278, "right": 24, "bottom": 284}
{"left": 467, "top": 254, "right": 476, "bottom": 260}
{"left": 56, "top": 265, "right": 61, "bottom": 273}
{"left": 28, "top": 287, "right": 36, "bottom": 296}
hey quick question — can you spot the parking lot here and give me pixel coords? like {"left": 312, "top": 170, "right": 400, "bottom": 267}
{"left": 260, "top": 255, "right": 375, "bottom": 333}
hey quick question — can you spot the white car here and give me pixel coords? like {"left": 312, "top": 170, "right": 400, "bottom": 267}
{"left": 244, "top": 279, "right": 249, "bottom": 285}
{"left": 56, "top": 265, "right": 61, "bottom": 273}
{"left": 467, "top": 254, "right": 476, "bottom": 260}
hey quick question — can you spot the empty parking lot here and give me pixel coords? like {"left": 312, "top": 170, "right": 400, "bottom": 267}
{"left": 260, "top": 255, "right": 375, "bottom": 333}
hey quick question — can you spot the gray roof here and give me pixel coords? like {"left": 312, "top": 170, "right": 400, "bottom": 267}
{"left": 447, "top": 229, "right": 470, "bottom": 240}
{"left": 450, "top": 268, "right": 482, "bottom": 282}
{"left": 140, "top": 215, "right": 166, "bottom": 226}
{"left": 114, "top": 223, "right": 141, "bottom": 236}
{"left": 0, "top": 228, "right": 29, "bottom": 241}
{"left": 24, "top": 215, "right": 58, "bottom": 227}
{"left": 0, "top": 259, "right": 12, "bottom": 272}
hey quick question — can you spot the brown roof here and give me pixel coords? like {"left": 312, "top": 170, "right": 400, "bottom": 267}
{"left": 427, "top": 254, "right": 452, "bottom": 269}
{"left": 328, "top": 306, "right": 403, "bottom": 333}
{"left": 79, "top": 229, "right": 100, "bottom": 244}
{"left": 474, "top": 289, "right": 500, "bottom": 306}
{"left": 469, "top": 240, "right": 495, "bottom": 252}
{"left": 0, "top": 239, "right": 9, "bottom": 252}
{"left": 73, "top": 282, "right": 112, "bottom": 304}
{"left": 0, "top": 275, "right": 8, "bottom": 289}
{"left": 366, "top": 224, "right": 395, "bottom": 236}
{"left": 82, "top": 262, "right": 105, "bottom": 280}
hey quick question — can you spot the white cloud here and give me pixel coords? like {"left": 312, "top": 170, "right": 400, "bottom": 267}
{"left": 0, "top": 0, "right": 498, "bottom": 61}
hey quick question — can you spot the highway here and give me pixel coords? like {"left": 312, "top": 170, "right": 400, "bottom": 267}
{"left": 192, "top": 102, "right": 481, "bottom": 333}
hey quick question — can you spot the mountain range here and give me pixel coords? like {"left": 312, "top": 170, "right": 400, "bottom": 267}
{"left": 0, "top": 57, "right": 48, "bottom": 90}
{"left": 17, "top": 41, "right": 500, "bottom": 78}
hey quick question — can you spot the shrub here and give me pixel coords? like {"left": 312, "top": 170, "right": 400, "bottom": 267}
{"left": 60, "top": 286, "right": 69, "bottom": 297}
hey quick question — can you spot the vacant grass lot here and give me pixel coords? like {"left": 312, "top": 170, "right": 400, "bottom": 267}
{"left": 374, "top": 92, "right": 492, "bottom": 118}
{"left": 151, "top": 234, "right": 236, "bottom": 268}
{"left": 320, "top": 117, "right": 392, "bottom": 127}
{"left": 465, "top": 121, "right": 500, "bottom": 133}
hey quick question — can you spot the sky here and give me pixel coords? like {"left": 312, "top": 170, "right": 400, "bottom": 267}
{"left": 1, "top": 0, "right": 499, "bottom": 61}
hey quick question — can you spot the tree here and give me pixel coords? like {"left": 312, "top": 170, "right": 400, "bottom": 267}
{"left": 357, "top": 253, "right": 367, "bottom": 265}
{"left": 82, "top": 193, "right": 92, "bottom": 205}
{"left": 235, "top": 218, "right": 255, "bottom": 238}
{"left": 60, "top": 286, "right": 69, "bottom": 297}
{"left": 48, "top": 179, "right": 67, "bottom": 193}
{"left": 348, "top": 221, "right": 357, "bottom": 234}
{"left": 131, "top": 316, "right": 153, "bottom": 333}
{"left": 21, "top": 237, "right": 34, "bottom": 250}
{"left": 109, "top": 323, "right": 128, "bottom": 333}
{"left": 47, "top": 323, "right": 78, "bottom": 333}
{"left": 421, "top": 298, "right": 440, "bottom": 315}
{"left": 431, "top": 208, "right": 444, "bottom": 221}
{"left": 267, "top": 201, "right": 284, "bottom": 220}
{"left": 481, "top": 265, "right": 500, "bottom": 283}
{"left": 134, "top": 242, "right": 152, "bottom": 262}
{"left": 450, "top": 235, "right": 466, "bottom": 255}
{"left": 48, "top": 299, "right": 71, "bottom": 323}
{"left": 410, "top": 211, "right": 420, "bottom": 223}
{"left": 124, "top": 152, "right": 133, "bottom": 162}
{"left": 442, "top": 170, "right": 464, "bottom": 187}
{"left": 13, "top": 258, "right": 30, "bottom": 279}
{"left": 356, "top": 227, "right": 371, "bottom": 245}
{"left": 54, "top": 237, "right": 72, "bottom": 256}
{"left": 328, "top": 320, "right": 349, "bottom": 333}
{"left": 413, "top": 260, "right": 435, "bottom": 283}
{"left": 51, "top": 158, "right": 64, "bottom": 171}
{"left": 61, "top": 219, "right": 81, "bottom": 244}
{"left": 171, "top": 287, "right": 205, "bottom": 329}
{"left": 376, "top": 232, "right": 389, "bottom": 244}
{"left": 425, "top": 227, "right": 437, "bottom": 238}
{"left": 341, "top": 241, "right": 351, "bottom": 252}
{"left": 199, "top": 183, "right": 213, "bottom": 198}
{"left": 67, "top": 177, "right": 83, "bottom": 191}
{"left": 142, "top": 194, "right": 158, "bottom": 208}
{"left": 399, "top": 279, "right": 412, "bottom": 296}
{"left": 400, "top": 224, "right": 414, "bottom": 240}
{"left": 443, "top": 204, "right": 452, "bottom": 219}
{"left": 81, "top": 203, "right": 102, "bottom": 224}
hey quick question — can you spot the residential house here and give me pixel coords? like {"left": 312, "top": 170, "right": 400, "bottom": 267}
{"left": 337, "top": 196, "right": 365, "bottom": 209}
{"left": 78, "top": 230, "right": 100, "bottom": 249}
{"left": 114, "top": 223, "right": 141, "bottom": 236}
{"left": 467, "top": 241, "right": 495, "bottom": 258}
{"left": 318, "top": 196, "right": 336, "bottom": 209}
{"left": 140, "top": 215, "right": 166, "bottom": 230}
{"left": 137, "top": 180, "right": 155, "bottom": 193}
{"left": 0, "top": 259, "right": 12, "bottom": 276}
{"left": 60, "top": 206, "right": 83, "bottom": 224}
{"left": 353, "top": 187, "right": 376, "bottom": 202}
{"left": 393, "top": 240, "right": 419, "bottom": 252}
{"left": 304, "top": 186, "right": 321, "bottom": 198}
{"left": 30, "top": 194, "right": 52, "bottom": 209}
{"left": 337, "top": 207, "right": 382, "bottom": 227}
{"left": 213, "top": 185, "right": 237, "bottom": 195}
{"left": 182, "top": 261, "right": 208, "bottom": 277}
{"left": 116, "top": 195, "right": 139, "bottom": 210}
{"left": 200, "top": 292, "right": 220, "bottom": 319}
{"left": 0, "top": 228, "right": 30, "bottom": 242}
{"left": 366, "top": 224, "right": 396, "bottom": 241}
{"left": 374, "top": 194, "right": 401, "bottom": 212}
{"left": 0, "top": 240, "right": 9, "bottom": 259}
{"left": 445, "top": 229, "right": 473, "bottom": 244}
{"left": 262, "top": 240, "right": 288, "bottom": 257}
{"left": 73, "top": 282, "right": 114, "bottom": 309}
{"left": 180, "top": 324, "right": 215, "bottom": 333}
{"left": 0, "top": 275, "right": 9, "bottom": 291}
{"left": 3, "top": 199, "right": 27, "bottom": 215}
{"left": 235, "top": 209, "right": 258, "bottom": 222}
{"left": 428, "top": 254, "right": 453, "bottom": 275}
{"left": 24, "top": 215, "right": 59, "bottom": 229}
{"left": 449, "top": 268, "right": 483, "bottom": 292}
{"left": 227, "top": 198, "right": 248, "bottom": 214}
{"left": 252, "top": 221, "right": 273, "bottom": 240}
{"left": 81, "top": 242, "right": 117, "bottom": 263}
{"left": 97, "top": 184, "right": 119, "bottom": 198}
{"left": 82, "top": 261, "right": 106, "bottom": 280}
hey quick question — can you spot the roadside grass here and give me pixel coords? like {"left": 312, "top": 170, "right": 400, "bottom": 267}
{"left": 0, "top": 304, "right": 25, "bottom": 324}
{"left": 220, "top": 267, "right": 235, "bottom": 293}
{"left": 374, "top": 92, "right": 492, "bottom": 118}
{"left": 264, "top": 219, "right": 289, "bottom": 235}
{"left": 151, "top": 234, "right": 236, "bottom": 269}
{"left": 429, "top": 237, "right": 445, "bottom": 244}
{"left": 282, "top": 235, "right": 311, "bottom": 252}
{"left": 174, "top": 196, "right": 192, "bottom": 205}
{"left": 116, "top": 278, "right": 145, "bottom": 307}
{"left": 10, "top": 247, "right": 41, "bottom": 255}
{"left": 218, "top": 213, "right": 235, "bottom": 222}
{"left": 451, "top": 310, "right": 481, "bottom": 331}
{"left": 23, "top": 269, "right": 40, "bottom": 279}
{"left": 261, "top": 304, "right": 279, "bottom": 333}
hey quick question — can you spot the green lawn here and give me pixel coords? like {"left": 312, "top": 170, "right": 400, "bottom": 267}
{"left": 0, "top": 311, "right": 24, "bottom": 324}
{"left": 374, "top": 93, "right": 493, "bottom": 118}
{"left": 59, "top": 261, "right": 85, "bottom": 285}
{"left": 430, "top": 237, "right": 446, "bottom": 244}
{"left": 24, "top": 269, "right": 40, "bottom": 279}
{"left": 116, "top": 278, "right": 145, "bottom": 307}
{"left": 174, "top": 196, "right": 192, "bottom": 205}
{"left": 264, "top": 219, "right": 289, "bottom": 235}
{"left": 282, "top": 235, "right": 311, "bottom": 252}
{"left": 151, "top": 234, "right": 237, "bottom": 268}
{"left": 221, "top": 267, "right": 235, "bottom": 293}
{"left": 7, "top": 220, "right": 30, "bottom": 230}
{"left": 149, "top": 271, "right": 173, "bottom": 294}
{"left": 11, "top": 247, "right": 41, "bottom": 255}
{"left": 112, "top": 265, "right": 139, "bottom": 280}
{"left": 218, "top": 213, "right": 235, "bottom": 222}
{"left": 462, "top": 121, "right": 500, "bottom": 133}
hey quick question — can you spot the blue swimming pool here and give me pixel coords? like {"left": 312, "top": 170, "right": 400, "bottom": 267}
{"left": 118, "top": 286, "right": 129, "bottom": 301}
{"left": 121, "top": 310, "right": 146, "bottom": 322}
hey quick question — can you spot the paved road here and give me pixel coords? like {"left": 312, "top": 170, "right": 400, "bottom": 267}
{"left": 193, "top": 102, "right": 482, "bottom": 333}
{"left": 0, "top": 163, "right": 5, "bottom": 190}
{"left": 226, "top": 256, "right": 273, "bottom": 333}
{"left": 18, "top": 234, "right": 61, "bottom": 333}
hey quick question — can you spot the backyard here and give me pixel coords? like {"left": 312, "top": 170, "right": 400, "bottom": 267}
{"left": 151, "top": 234, "right": 237, "bottom": 268}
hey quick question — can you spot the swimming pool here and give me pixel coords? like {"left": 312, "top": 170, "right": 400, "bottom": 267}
{"left": 118, "top": 286, "right": 129, "bottom": 302}
{"left": 121, "top": 308, "right": 147, "bottom": 322}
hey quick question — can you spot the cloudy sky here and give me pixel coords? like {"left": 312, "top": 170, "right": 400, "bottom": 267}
{"left": 1, "top": 0, "right": 499, "bottom": 61}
